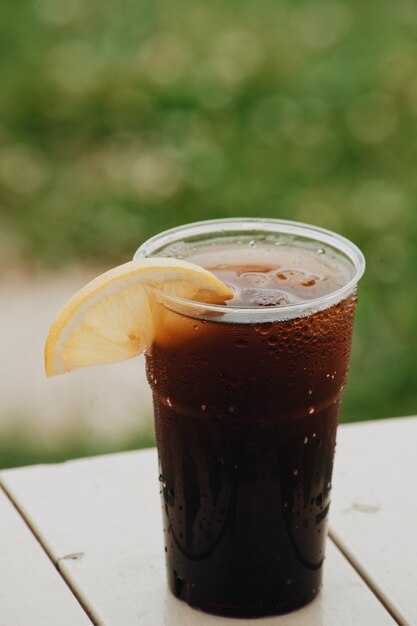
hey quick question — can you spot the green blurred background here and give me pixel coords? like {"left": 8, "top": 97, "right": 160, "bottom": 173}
{"left": 1, "top": 0, "right": 416, "bottom": 467}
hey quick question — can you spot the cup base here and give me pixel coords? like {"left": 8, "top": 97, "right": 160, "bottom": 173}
{"left": 169, "top": 574, "right": 321, "bottom": 618}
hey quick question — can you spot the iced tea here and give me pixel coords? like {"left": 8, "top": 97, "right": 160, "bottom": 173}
{"left": 138, "top": 221, "right": 364, "bottom": 617}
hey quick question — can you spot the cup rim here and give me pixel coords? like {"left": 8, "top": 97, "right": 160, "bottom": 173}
{"left": 134, "top": 217, "right": 365, "bottom": 320}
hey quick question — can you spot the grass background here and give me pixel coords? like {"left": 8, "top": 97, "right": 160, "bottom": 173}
{"left": 1, "top": 0, "right": 416, "bottom": 466}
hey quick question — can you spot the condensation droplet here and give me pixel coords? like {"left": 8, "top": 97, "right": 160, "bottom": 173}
{"left": 312, "top": 432, "right": 317, "bottom": 438}
{"left": 166, "top": 397, "right": 172, "bottom": 407}
{"left": 293, "top": 468, "right": 299, "bottom": 476}
{"left": 308, "top": 406, "right": 315, "bottom": 415}
{"left": 249, "top": 239, "right": 256, "bottom": 246}
{"left": 267, "top": 335, "right": 279, "bottom": 347}
{"left": 303, "top": 436, "right": 309, "bottom": 444}
{"left": 229, "top": 405, "right": 235, "bottom": 413}
{"left": 318, "top": 248, "right": 326, "bottom": 255}
{"left": 259, "top": 324, "right": 273, "bottom": 335}
{"left": 308, "top": 389, "right": 313, "bottom": 395}
{"left": 201, "top": 404, "right": 207, "bottom": 411}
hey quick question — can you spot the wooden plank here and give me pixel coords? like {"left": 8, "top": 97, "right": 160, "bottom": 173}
{"left": 1, "top": 449, "right": 395, "bottom": 626}
{"left": 0, "top": 488, "right": 92, "bottom": 626}
{"left": 330, "top": 416, "right": 417, "bottom": 626}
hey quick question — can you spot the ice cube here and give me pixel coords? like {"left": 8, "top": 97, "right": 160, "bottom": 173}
{"left": 243, "top": 288, "right": 291, "bottom": 307}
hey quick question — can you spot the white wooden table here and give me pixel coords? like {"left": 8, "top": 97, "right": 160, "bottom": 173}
{"left": 0, "top": 416, "right": 415, "bottom": 626}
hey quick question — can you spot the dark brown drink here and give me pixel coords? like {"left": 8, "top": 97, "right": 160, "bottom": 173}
{"left": 138, "top": 220, "right": 364, "bottom": 617}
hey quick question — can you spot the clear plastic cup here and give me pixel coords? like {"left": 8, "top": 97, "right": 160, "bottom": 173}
{"left": 135, "top": 218, "right": 365, "bottom": 617}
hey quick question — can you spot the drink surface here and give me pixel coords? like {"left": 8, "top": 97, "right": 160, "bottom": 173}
{"left": 182, "top": 241, "right": 353, "bottom": 308}
{"left": 146, "top": 242, "right": 357, "bottom": 617}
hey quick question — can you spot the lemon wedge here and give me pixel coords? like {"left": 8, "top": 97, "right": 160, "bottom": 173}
{"left": 45, "top": 258, "right": 232, "bottom": 376}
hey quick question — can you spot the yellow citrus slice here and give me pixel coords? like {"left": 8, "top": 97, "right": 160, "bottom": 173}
{"left": 45, "top": 258, "right": 232, "bottom": 376}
